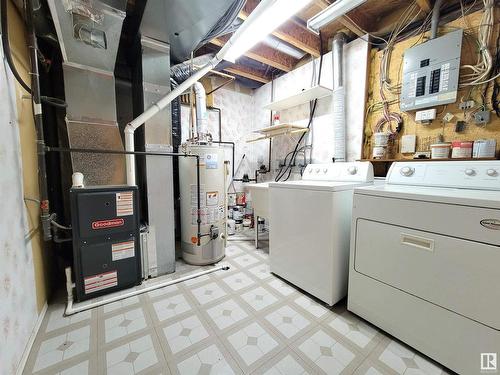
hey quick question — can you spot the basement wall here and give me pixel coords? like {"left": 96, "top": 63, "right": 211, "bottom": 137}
{"left": 0, "top": 1, "right": 51, "bottom": 374}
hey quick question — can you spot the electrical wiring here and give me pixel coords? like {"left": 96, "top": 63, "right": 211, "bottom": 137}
{"left": 459, "top": 0, "right": 495, "bottom": 86}
{"left": 275, "top": 33, "right": 324, "bottom": 182}
{"left": 1, "top": 0, "right": 67, "bottom": 108}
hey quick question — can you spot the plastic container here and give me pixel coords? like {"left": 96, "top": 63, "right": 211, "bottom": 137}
{"left": 227, "top": 219, "right": 236, "bottom": 235}
{"left": 431, "top": 143, "right": 451, "bottom": 159}
{"left": 451, "top": 141, "right": 473, "bottom": 158}
{"left": 373, "top": 132, "right": 390, "bottom": 147}
{"left": 243, "top": 218, "right": 252, "bottom": 227}
{"left": 473, "top": 139, "right": 497, "bottom": 158}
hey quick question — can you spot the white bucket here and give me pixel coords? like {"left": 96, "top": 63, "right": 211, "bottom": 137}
{"left": 431, "top": 143, "right": 451, "bottom": 159}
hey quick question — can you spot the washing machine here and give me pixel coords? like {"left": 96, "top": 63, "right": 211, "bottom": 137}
{"left": 269, "top": 162, "right": 374, "bottom": 306}
{"left": 348, "top": 161, "right": 500, "bottom": 375}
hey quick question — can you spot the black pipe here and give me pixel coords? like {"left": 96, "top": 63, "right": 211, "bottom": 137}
{"left": 207, "top": 106, "right": 222, "bottom": 141}
{"left": 45, "top": 147, "right": 202, "bottom": 246}
{"left": 25, "top": 0, "right": 52, "bottom": 240}
{"left": 211, "top": 141, "right": 235, "bottom": 178}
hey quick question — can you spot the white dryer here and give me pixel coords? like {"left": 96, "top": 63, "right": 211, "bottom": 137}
{"left": 348, "top": 161, "right": 500, "bottom": 375}
{"left": 269, "top": 162, "right": 374, "bottom": 306}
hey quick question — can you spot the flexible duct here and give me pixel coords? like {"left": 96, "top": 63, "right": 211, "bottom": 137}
{"left": 332, "top": 32, "right": 347, "bottom": 162}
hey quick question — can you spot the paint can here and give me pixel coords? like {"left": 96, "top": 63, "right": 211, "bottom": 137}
{"left": 473, "top": 139, "right": 497, "bottom": 158}
{"left": 228, "top": 193, "right": 237, "bottom": 206}
{"left": 451, "top": 141, "right": 473, "bottom": 158}
{"left": 374, "top": 132, "right": 390, "bottom": 147}
{"left": 233, "top": 206, "right": 244, "bottom": 221}
{"left": 227, "top": 208, "right": 233, "bottom": 219}
{"left": 430, "top": 143, "right": 451, "bottom": 159}
{"left": 236, "top": 192, "right": 246, "bottom": 205}
{"left": 243, "top": 218, "right": 252, "bottom": 227}
{"left": 227, "top": 219, "right": 236, "bottom": 235}
{"left": 235, "top": 223, "right": 244, "bottom": 232}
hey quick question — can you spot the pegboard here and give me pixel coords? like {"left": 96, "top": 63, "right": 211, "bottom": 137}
{"left": 363, "top": 9, "right": 500, "bottom": 160}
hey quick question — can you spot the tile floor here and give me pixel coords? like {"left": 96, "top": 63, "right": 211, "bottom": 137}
{"left": 24, "top": 241, "right": 452, "bottom": 375}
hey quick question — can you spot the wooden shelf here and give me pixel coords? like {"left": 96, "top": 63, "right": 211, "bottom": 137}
{"left": 264, "top": 85, "right": 332, "bottom": 111}
{"left": 247, "top": 124, "right": 308, "bottom": 143}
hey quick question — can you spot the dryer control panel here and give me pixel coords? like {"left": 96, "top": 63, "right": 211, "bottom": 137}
{"left": 303, "top": 162, "right": 374, "bottom": 182}
{"left": 387, "top": 161, "right": 500, "bottom": 190}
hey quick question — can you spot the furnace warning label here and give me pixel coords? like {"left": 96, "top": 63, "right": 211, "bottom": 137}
{"left": 112, "top": 241, "right": 135, "bottom": 261}
{"left": 206, "top": 191, "right": 219, "bottom": 206}
{"left": 84, "top": 271, "right": 117, "bottom": 294}
{"left": 116, "top": 191, "right": 134, "bottom": 216}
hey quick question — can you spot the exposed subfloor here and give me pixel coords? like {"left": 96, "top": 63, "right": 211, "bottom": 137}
{"left": 24, "top": 241, "right": 452, "bottom": 375}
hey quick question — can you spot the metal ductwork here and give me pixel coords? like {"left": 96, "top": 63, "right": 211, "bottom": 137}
{"left": 47, "top": 0, "right": 127, "bottom": 185}
{"left": 332, "top": 32, "right": 347, "bottom": 162}
{"left": 140, "top": 0, "right": 245, "bottom": 63}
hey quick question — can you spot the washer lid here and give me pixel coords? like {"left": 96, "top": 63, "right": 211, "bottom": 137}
{"left": 354, "top": 184, "right": 500, "bottom": 209}
{"left": 269, "top": 180, "right": 372, "bottom": 192}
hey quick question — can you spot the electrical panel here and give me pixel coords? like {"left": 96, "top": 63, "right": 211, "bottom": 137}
{"left": 70, "top": 186, "right": 141, "bottom": 301}
{"left": 400, "top": 29, "right": 463, "bottom": 111}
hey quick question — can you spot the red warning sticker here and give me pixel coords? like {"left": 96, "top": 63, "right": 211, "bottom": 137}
{"left": 84, "top": 271, "right": 117, "bottom": 294}
{"left": 112, "top": 241, "right": 135, "bottom": 261}
{"left": 116, "top": 191, "right": 134, "bottom": 216}
{"left": 92, "top": 218, "right": 124, "bottom": 230}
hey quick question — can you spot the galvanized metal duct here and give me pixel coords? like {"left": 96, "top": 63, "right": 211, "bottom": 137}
{"left": 47, "top": 0, "right": 127, "bottom": 185}
{"left": 332, "top": 32, "right": 347, "bottom": 162}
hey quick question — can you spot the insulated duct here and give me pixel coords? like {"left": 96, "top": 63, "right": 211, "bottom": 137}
{"left": 332, "top": 32, "right": 347, "bottom": 162}
{"left": 47, "top": 0, "right": 127, "bottom": 185}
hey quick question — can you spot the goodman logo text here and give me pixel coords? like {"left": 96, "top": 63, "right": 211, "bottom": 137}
{"left": 91, "top": 218, "right": 125, "bottom": 230}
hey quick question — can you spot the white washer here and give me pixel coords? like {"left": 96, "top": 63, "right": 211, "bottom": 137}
{"left": 348, "top": 161, "right": 500, "bottom": 375}
{"left": 269, "top": 162, "right": 374, "bottom": 306}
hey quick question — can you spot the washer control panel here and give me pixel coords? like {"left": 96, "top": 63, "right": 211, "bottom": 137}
{"left": 388, "top": 161, "right": 500, "bottom": 190}
{"left": 303, "top": 162, "right": 374, "bottom": 182}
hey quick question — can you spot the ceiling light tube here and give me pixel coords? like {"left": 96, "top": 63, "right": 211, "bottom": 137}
{"left": 222, "top": 0, "right": 314, "bottom": 63}
{"left": 307, "top": 0, "right": 367, "bottom": 34}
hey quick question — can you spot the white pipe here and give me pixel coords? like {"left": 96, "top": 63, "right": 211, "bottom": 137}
{"left": 193, "top": 82, "right": 208, "bottom": 138}
{"left": 64, "top": 264, "right": 230, "bottom": 316}
{"left": 124, "top": 0, "right": 278, "bottom": 186}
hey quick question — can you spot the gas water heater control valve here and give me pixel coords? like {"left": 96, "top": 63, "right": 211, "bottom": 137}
{"left": 400, "top": 166, "right": 415, "bottom": 177}
{"left": 347, "top": 166, "right": 357, "bottom": 175}
{"left": 486, "top": 169, "right": 498, "bottom": 177}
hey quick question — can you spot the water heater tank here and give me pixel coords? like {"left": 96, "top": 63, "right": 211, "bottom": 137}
{"left": 179, "top": 143, "right": 226, "bottom": 265}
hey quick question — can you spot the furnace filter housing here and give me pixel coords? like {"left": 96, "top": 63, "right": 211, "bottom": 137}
{"left": 179, "top": 144, "right": 226, "bottom": 265}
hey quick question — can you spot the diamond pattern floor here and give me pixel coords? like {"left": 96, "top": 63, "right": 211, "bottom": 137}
{"left": 24, "top": 241, "right": 452, "bottom": 375}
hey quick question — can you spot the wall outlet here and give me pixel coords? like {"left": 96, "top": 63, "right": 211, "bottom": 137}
{"left": 474, "top": 110, "right": 490, "bottom": 125}
{"left": 459, "top": 100, "right": 475, "bottom": 110}
{"left": 415, "top": 109, "right": 436, "bottom": 122}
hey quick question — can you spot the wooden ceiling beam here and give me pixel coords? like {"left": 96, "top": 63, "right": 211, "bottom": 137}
{"left": 222, "top": 65, "right": 270, "bottom": 84}
{"left": 240, "top": 0, "right": 321, "bottom": 57}
{"left": 211, "top": 36, "right": 297, "bottom": 72}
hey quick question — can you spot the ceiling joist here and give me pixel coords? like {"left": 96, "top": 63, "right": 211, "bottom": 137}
{"left": 222, "top": 65, "right": 271, "bottom": 84}
{"left": 415, "top": 0, "right": 432, "bottom": 13}
{"left": 211, "top": 36, "right": 297, "bottom": 72}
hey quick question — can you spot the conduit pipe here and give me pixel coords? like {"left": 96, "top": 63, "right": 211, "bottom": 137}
{"left": 430, "top": 0, "right": 444, "bottom": 39}
{"left": 332, "top": 32, "right": 347, "bottom": 162}
{"left": 64, "top": 265, "right": 230, "bottom": 316}
{"left": 124, "top": 0, "right": 279, "bottom": 186}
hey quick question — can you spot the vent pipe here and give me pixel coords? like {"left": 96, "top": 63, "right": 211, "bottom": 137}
{"left": 193, "top": 82, "right": 209, "bottom": 141}
{"left": 430, "top": 0, "right": 444, "bottom": 39}
{"left": 332, "top": 32, "right": 347, "bottom": 162}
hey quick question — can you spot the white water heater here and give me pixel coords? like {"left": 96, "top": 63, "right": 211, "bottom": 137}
{"left": 179, "top": 143, "right": 226, "bottom": 265}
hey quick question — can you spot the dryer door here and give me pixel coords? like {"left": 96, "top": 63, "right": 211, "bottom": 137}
{"left": 354, "top": 219, "right": 500, "bottom": 330}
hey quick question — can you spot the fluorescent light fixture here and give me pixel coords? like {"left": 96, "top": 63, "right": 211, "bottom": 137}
{"left": 223, "top": 0, "right": 313, "bottom": 63}
{"left": 307, "top": 0, "right": 367, "bottom": 34}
